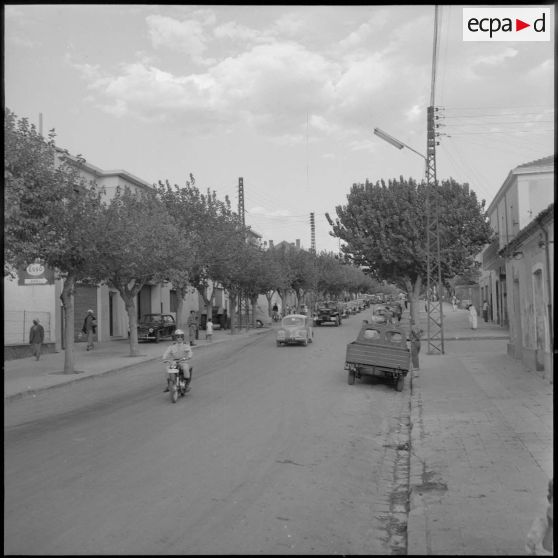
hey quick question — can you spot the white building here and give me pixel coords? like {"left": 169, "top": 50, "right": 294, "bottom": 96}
{"left": 4, "top": 151, "right": 224, "bottom": 358}
{"left": 477, "top": 155, "right": 554, "bottom": 379}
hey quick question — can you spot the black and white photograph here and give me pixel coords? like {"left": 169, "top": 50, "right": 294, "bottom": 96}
{"left": 4, "top": 4, "right": 553, "bottom": 555}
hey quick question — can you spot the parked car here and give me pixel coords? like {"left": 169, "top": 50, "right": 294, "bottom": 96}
{"left": 276, "top": 314, "right": 314, "bottom": 346}
{"left": 370, "top": 307, "right": 388, "bottom": 324}
{"left": 137, "top": 313, "right": 176, "bottom": 343}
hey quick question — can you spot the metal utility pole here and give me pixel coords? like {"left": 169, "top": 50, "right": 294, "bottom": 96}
{"left": 310, "top": 212, "right": 316, "bottom": 253}
{"left": 425, "top": 6, "right": 444, "bottom": 354}
{"left": 238, "top": 177, "right": 245, "bottom": 227}
{"left": 237, "top": 177, "right": 246, "bottom": 330}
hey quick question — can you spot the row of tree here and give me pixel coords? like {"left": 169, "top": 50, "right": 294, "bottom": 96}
{"left": 5, "top": 108, "right": 377, "bottom": 373}
{"left": 327, "top": 177, "right": 493, "bottom": 324}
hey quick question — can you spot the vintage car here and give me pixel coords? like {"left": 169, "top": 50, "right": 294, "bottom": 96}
{"left": 137, "top": 313, "right": 176, "bottom": 343}
{"left": 370, "top": 307, "right": 388, "bottom": 324}
{"left": 314, "top": 301, "right": 342, "bottom": 326}
{"left": 345, "top": 323, "right": 410, "bottom": 391}
{"left": 276, "top": 314, "right": 314, "bottom": 346}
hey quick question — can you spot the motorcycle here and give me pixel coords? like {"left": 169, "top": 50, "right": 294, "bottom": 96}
{"left": 165, "top": 358, "right": 192, "bottom": 403}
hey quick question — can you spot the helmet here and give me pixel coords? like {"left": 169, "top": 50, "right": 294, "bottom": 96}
{"left": 174, "top": 329, "right": 185, "bottom": 340}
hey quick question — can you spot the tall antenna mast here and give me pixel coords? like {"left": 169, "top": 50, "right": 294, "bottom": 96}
{"left": 425, "top": 5, "right": 444, "bottom": 354}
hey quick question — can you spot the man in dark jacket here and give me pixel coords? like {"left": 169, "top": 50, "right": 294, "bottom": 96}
{"left": 82, "top": 309, "right": 97, "bottom": 351}
{"left": 29, "top": 319, "right": 45, "bottom": 361}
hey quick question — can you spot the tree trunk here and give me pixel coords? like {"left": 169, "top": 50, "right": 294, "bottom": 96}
{"left": 112, "top": 280, "right": 143, "bottom": 356}
{"left": 228, "top": 292, "right": 238, "bottom": 334}
{"left": 60, "top": 274, "right": 76, "bottom": 374}
{"left": 250, "top": 294, "right": 259, "bottom": 328}
{"left": 125, "top": 296, "right": 140, "bottom": 356}
{"left": 265, "top": 291, "right": 274, "bottom": 317}
{"left": 175, "top": 285, "right": 187, "bottom": 331}
{"left": 407, "top": 276, "right": 423, "bottom": 326}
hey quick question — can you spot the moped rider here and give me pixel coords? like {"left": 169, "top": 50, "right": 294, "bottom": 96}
{"left": 162, "top": 329, "right": 193, "bottom": 393}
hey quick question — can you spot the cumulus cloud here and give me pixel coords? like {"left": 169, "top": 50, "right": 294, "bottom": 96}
{"left": 146, "top": 14, "right": 211, "bottom": 64}
{"left": 68, "top": 8, "right": 438, "bottom": 143}
{"left": 473, "top": 47, "right": 518, "bottom": 67}
{"left": 213, "top": 21, "right": 261, "bottom": 42}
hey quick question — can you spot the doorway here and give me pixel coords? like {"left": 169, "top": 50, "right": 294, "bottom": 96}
{"left": 533, "top": 269, "right": 546, "bottom": 371}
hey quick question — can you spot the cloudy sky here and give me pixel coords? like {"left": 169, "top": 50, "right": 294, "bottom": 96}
{"left": 4, "top": 4, "right": 554, "bottom": 253}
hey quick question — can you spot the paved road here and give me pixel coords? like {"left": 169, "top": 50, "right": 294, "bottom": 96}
{"left": 5, "top": 312, "right": 411, "bottom": 555}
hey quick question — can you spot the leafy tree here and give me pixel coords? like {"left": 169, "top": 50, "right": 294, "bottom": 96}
{"left": 267, "top": 243, "right": 298, "bottom": 312}
{"left": 260, "top": 248, "right": 285, "bottom": 316}
{"left": 4, "top": 108, "right": 104, "bottom": 374}
{"left": 327, "top": 176, "right": 492, "bottom": 323}
{"left": 156, "top": 177, "right": 201, "bottom": 330}
{"left": 91, "top": 187, "right": 179, "bottom": 356}
{"left": 157, "top": 178, "right": 245, "bottom": 324}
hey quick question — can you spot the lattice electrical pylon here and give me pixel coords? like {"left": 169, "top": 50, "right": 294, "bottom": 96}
{"left": 238, "top": 177, "right": 245, "bottom": 227}
{"left": 310, "top": 212, "right": 316, "bottom": 253}
{"left": 425, "top": 105, "right": 444, "bottom": 354}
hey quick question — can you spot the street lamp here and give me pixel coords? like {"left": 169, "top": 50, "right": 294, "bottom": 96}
{"left": 373, "top": 128, "right": 426, "bottom": 161}
{"left": 373, "top": 126, "right": 444, "bottom": 355}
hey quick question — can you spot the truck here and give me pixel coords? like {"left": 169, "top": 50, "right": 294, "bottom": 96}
{"left": 344, "top": 322, "right": 410, "bottom": 391}
{"left": 314, "top": 300, "right": 342, "bottom": 327}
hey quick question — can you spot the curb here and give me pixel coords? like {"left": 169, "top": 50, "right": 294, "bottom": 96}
{"left": 5, "top": 328, "right": 272, "bottom": 403}
{"left": 407, "top": 367, "right": 428, "bottom": 555}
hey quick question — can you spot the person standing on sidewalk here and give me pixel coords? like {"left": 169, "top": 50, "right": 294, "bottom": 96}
{"left": 451, "top": 295, "right": 457, "bottom": 311}
{"left": 187, "top": 310, "right": 198, "bottom": 346}
{"left": 409, "top": 326, "right": 423, "bottom": 369}
{"left": 205, "top": 318, "right": 213, "bottom": 342}
{"left": 468, "top": 304, "right": 478, "bottom": 329}
{"left": 29, "top": 319, "right": 45, "bottom": 361}
{"left": 482, "top": 299, "right": 489, "bottom": 322}
{"left": 82, "top": 309, "right": 97, "bottom": 351}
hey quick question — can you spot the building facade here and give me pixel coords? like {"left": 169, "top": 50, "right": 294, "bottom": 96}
{"left": 478, "top": 155, "right": 554, "bottom": 380}
{"left": 4, "top": 151, "right": 225, "bottom": 358}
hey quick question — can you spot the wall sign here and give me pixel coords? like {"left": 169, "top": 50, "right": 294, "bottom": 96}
{"left": 18, "top": 262, "right": 55, "bottom": 285}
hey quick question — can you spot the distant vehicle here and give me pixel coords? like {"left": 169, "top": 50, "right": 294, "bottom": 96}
{"left": 137, "top": 313, "right": 176, "bottom": 343}
{"left": 314, "top": 301, "right": 342, "bottom": 326}
{"left": 276, "top": 314, "right": 314, "bottom": 346}
{"left": 370, "top": 307, "right": 388, "bottom": 324}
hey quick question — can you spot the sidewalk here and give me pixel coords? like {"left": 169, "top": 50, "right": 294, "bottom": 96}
{"left": 407, "top": 303, "right": 553, "bottom": 555}
{"left": 3, "top": 326, "right": 272, "bottom": 402}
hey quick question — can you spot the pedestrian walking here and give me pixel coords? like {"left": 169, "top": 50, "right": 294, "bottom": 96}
{"left": 384, "top": 306, "right": 394, "bottom": 325}
{"left": 82, "top": 309, "right": 97, "bottom": 350}
{"left": 205, "top": 318, "right": 213, "bottom": 342}
{"left": 409, "top": 326, "right": 423, "bottom": 369}
{"left": 29, "top": 318, "right": 45, "bottom": 361}
{"left": 187, "top": 310, "right": 198, "bottom": 346}
{"left": 451, "top": 295, "right": 457, "bottom": 311}
{"left": 482, "top": 299, "right": 489, "bottom": 322}
{"left": 468, "top": 304, "right": 478, "bottom": 330}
